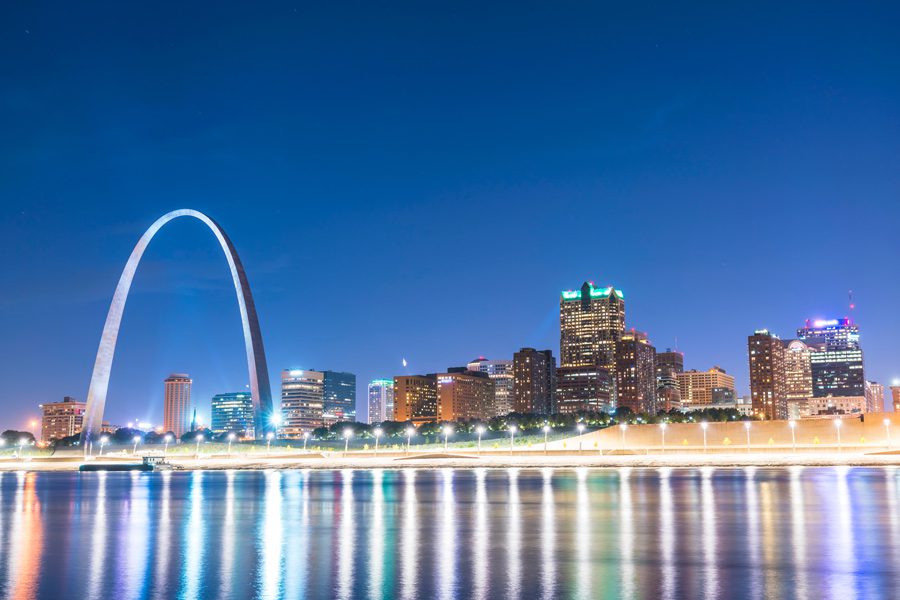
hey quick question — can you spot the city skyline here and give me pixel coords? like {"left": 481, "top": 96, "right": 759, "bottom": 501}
{"left": 3, "top": 3, "right": 900, "bottom": 429}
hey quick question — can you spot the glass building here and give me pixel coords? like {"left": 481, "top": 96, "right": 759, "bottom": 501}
{"left": 211, "top": 392, "right": 254, "bottom": 436}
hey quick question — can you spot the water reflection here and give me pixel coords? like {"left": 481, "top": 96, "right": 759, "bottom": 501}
{"left": 0, "top": 467, "right": 899, "bottom": 600}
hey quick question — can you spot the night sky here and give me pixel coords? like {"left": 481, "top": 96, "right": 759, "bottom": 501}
{"left": 2, "top": 2, "right": 899, "bottom": 429}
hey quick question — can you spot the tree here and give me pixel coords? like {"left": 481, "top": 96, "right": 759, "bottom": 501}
{"left": 1, "top": 430, "right": 36, "bottom": 446}
{"left": 52, "top": 433, "right": 81, "bottom": 448}
{"left": 181, "top": 428, "right": 212, "bottom": 443}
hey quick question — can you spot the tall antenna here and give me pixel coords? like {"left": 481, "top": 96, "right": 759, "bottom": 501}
{"left": 848, "top": 289, "right": 855, "bottom": 322}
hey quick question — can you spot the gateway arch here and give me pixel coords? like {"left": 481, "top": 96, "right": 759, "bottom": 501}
{"left": 80, "top": 209, "right": 274, "bottom": 449}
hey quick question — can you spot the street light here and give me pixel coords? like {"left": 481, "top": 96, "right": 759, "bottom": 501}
{"left": 18, "top": 437, "right": 28, "bottom": 458}
{"left": 266, "top": 432, "right": 274, "bottom": 454}
{"left": 619, "top": 422, "right": 628, "bottom": 450}
{"left": 700, "top": 422, "right": 709, "bottom": 453}
{"left": 788, "top": 420, "right": 797, "bottom": 452}
{"left": 406, "top": 427, "right": 415, "bottom": 455}
{"left": 577, "top": 423, "right": 585, "bottom": 454}
{"left": 476, "top": 425, "right": 485, "bottom": 455}
{"left": 744, "top": 421, "right": 752, "bottom": 453}
{"left": 884, "top": 419, "right": 892, "bottom": 449}
{"left": 132, "top": 435, "right": 141, "bottom": 456}
{"left": 227, "top": 432, "right": 236, "bottom": 456}
{"left": 509, "top": 425, "right": 517, "bottom": 454}
{"left": 543, "top": 425, "right": 551, "bottom": 454}
{"left": 343, "top": 428, "right": 353, "bottom": 456}
{"left": 442, "top": 426, "right": 453, "bottom": 452}
{"left": 660, "top": 422, "right": 668, "bottom": 453}
{"left": 374, "top": 428, "right": 383, "bottom": 455}
{"left": 271, "top": 414, "right": 282, "bottom": 440}
{"left": 834, "top": 419, "right": 843, "bottom": 452}
{"left": 163, "top": 434, "right": 173, "bottom": 457}
{"left": 303, "top": 431, "right": 310, "bottom": 452}
{"left": 195, "top": 434, "right": 204, "bottom": 459}
{"left": 99, "top": 435, "right": 109, "bottom": 457}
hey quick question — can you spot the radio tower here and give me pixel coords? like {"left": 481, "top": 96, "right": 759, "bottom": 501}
{"left": 848, "top": 289, "right": 855, "bottom": 322}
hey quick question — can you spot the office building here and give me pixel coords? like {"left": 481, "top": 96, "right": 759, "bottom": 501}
{"left": 748, "top": 330, "right": 787, "bottom": 420}
{"left": 865, "top": 381, "right": 885, "bottom": 414}
{"left": 281, "top": 369, "right": 325, "bottom": 437}
{"left": 655, "top": 349, "right": 683, "bottom": 411}
{"left": 367, "top": 379, "right": 394, "bottom": 424}
{"left": 807, "top": 395, "right": 867, "bottom": 415}
{"left": 677, "top": 367, "right": 735, "bottom": 407}
{"left": 784, "top": 340, "right": 814, "bottom": 401}
{"left": 323, "top": 370, "right": 356, "bottom": 424}
{"left": 614, "top": 330, "right": 657, "bottom": 414}
{"left": 393, "top": 375, "right": 438, "bottom": 425}
{"left": 798, "top": 318, "right": 865, "bottom": 399}
{"left": 39, "top": 397, "right": 86, "bottom": 443}
{"left": 163, "top": 374, "right": 192, "bottom": 437}
{"left": 892, "top": 383, "right": 900, "bottom": 412}
{"left": 556, "top": 365, "right": 613, "bottom": 413}
{"left": 467, "top": 357, "right": 514, "bottom": 416}
{"left": 656, "top": 349, "right": 684, "bottom": 375}
{"left": 211, "top": 392, "right": 254, "bottom": 436}
{"left": 437, "top": 368, "right": 495, "bottom": 422}
{"left": 512, "top": 348, "right": 556, "bottom": 415}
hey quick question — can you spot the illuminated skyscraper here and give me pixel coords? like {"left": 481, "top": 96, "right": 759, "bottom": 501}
{"left": 393, "top": 375, "right": 438, "bottom": 425}
{"left": 367, "top": 379, "right": 394, "bottom": 424}
{"left": 163, "top": 374, "right": 192, "bottom": 437}
{"left": 437, "top": 368, "right": 495, "bottom": 422}
{"left": 797, "top": 318, "right": 865, "bottom": 399}
{"left": 865, "top": 381, "right": 885, "bottom": 414}
{"left": 467, "top": 358, "right": 514, "bottom": 416}
{"left": 512, "top": 348, "right": 556, "bottom": 414}
{"left": 655, "top": 349, "right": 683, "bottom": 411}
{"left": 748, "top": 330, "right": 787, "bottom": 420}
{"left": 558, "top": 281, "right": 624, "bottom": 412}
{"left": 614, "top": 331, "right": 657, "bottom": 414}
{"left": 891, "top": 383, "right": 900, "bottom": 412}
{"left": 281, "top": 369, "right": 325, "bottom": 437}
{"left": 211, "top": 392, "right": 254, "bottom": 435}
{"left": 323, "top": 371, "right": 356, "bottom": 424}
{"left": 39, "top": 397, "right": 86, "bottom": 443}
{"left": 783, "top": 340, "right": 814, "bottom": 401}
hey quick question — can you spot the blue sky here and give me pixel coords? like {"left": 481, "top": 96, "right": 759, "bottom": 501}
{"left": 1, "top": 1, "right": 899, "bottom": 428}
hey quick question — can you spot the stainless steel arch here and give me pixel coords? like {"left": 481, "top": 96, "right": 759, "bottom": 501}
{"left": 80, "top": 209, "right": 273, "bottom": 448}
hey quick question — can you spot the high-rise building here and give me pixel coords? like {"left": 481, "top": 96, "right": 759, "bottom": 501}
{"left": 437, "top": 368, "right": 495, "bottom": 422}
{"left": 211, "top": 392, "right": 254, "bottom": 435}
{"left": 655, "top": 349, "right": 683, "bottom": 411}
{"left": 467, "top": 358, "right": 514, "bottom": 416}
{"left": 323, "top": 371, "right": 356, "bottom": 424}
{"left": 393, "top": 375, "right": 438, "bottom": 425}
{"left": 614, "top": 331, "right": 657, "bottom": 414}
{"left": 367, "top": 379, "right": 394, "bottom": 424}
{"left": 797, "top": 318, "right": 865, "bottom": 400}
{"left": 281, "top": 369, "right": 325, "bottom": 437}
{"left": 748, "top": 330, "right": 788, "bottom": 420}
{"left": 39, "top": 396, "right": 86, "bottom": 443}
{"left": 512, "top": 348, "right": 556, "bottom": 414}
{"left": 656, "top": 350, "right": 684, "bottom": 375}
{"left": 891, "top": 383, "right": 900, "bottom": 412}
{"left": 865, "top": 381, "right": 885, "bottom": 414}
{"left": 558, "top": 281, "right": 624, "bottom": 411}
{"left": 677, "top": 367, "right": 735, "bottom": 407}
{"left": 783, "top": 340, "right": 814, "bottom": 402}
{"left": 163, "top": 374, "right": 192, "bottom": 437}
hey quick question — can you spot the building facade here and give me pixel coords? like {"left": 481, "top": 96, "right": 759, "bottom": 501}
{"left": 655, "top": 349, "right": 683, "bottom": 412}
{"left": 892, "top": 384, "right": 900, "bottom": 412}
{"left": 323, "top": 371, "right": 356, "bottom": 425}
{"left": 467, "top": 358, "right": 514, "bottom": 417}
{"left": 677, "top": 367, "right": 735, "bottom": 407}
{"left": 798, "top": 318, "right": 865, "bottom": 399}
{"left": 280, "top": 369, "right": 325, "bottom": 437}
{"left": 393, "top": 375, "right": 438, "bottom": 425}
{"left": 865, "top": 381, "right": 885, "bottom": 414}
{"left": 39, "top": 397, "right": 86, "bottom": 443}
{"left": 367, "top": 379, "right": 394, "bottom": 424}
{"left": 436, "top": 368, "right": 495, "bottom": 422}
{"left": 211, "top": 392, "right": 254, "bottom": 436}
{"left": 748, "top": 330, "right": 788, "bottom": 420}
{"left": 783, "top": 339, "right": 814, "bottom": 401}
{"left": 163, "top": 374, "right": 192, "bottom": 437}
{"left": 614, "top": 331, "right": 657, "bottom": 414}
{"left": 512, "top": 348, "right": 556, "bottom": 414}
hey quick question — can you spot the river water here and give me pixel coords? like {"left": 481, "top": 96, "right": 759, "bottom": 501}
{"left": 0, "top": 466, "right": 898, "bottom": 599}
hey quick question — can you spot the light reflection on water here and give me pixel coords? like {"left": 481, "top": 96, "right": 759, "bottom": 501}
{"left": 0, "top": 467, "right": 899, "bottom": 599}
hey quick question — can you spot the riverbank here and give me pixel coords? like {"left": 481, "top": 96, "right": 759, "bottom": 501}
{"left": 2, "top": 449, "right": 900, "bottom": 471}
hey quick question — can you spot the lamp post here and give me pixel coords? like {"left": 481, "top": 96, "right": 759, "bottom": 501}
{"left": 374, "top": 428, "right": 383, "bottom": 455}
{"left": 406, "top": 427, "right": 414, "bottom": 455}
{"left": 271, "top": 415, "right": 281, "bottom": 440}
{"left": 132, "top": 435, "right": 141, "bottom": 456}
{"left": 744, "top": 421, "right": 751, "bottom": 453}
{"left": 163, "top": 434, "right": 173, "bottom": 457}
{"left": 343, "top": 428, "right": 353, "bottom": 456}
{"left": 701, "top": 422, "right": 708, "bottom": 453}
{"left": 619, "top": 423, "right": 628, "bottom": 450}
{"left": 834, "top": 419, "right": 843, "bottom": 452}
{"left": 476, "top": 425, "right": 485, "bottom": 455}
{"left": 577, "top": 423, "right": 585, "bottom": 454}
{"left": 266, "top": 432, "right": 274, "bottom": 454}
{"left": 884, "top": 419, "right": 892, "bottom": 449}
{"left": 18, "top": 438, "right": 28, "bottom": 459}
{"left": 99, "top": 435, "right": 109, "bottom": 457}
{"left": 442, "top": 426, "right": 452, "bottom": 452}
{"left": 543, "top": 425, "right": 550, "bottom": 455}
{"left": 788, "top": 420, "right": 797, "bottom": 453}
{"left": 227, "top": 432, "right": 236, "bottom": 456}
{"left": 509, "top": 425, "right": 517, "bottom": 454}
{"left": 303, "top": 431, "right": 310, "bottom": 452}
{"left": 660, "top": 422, "right": 668, "bottom": 453}
{"left": 195, "top": 434, "right": 204, "bottom": 459}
